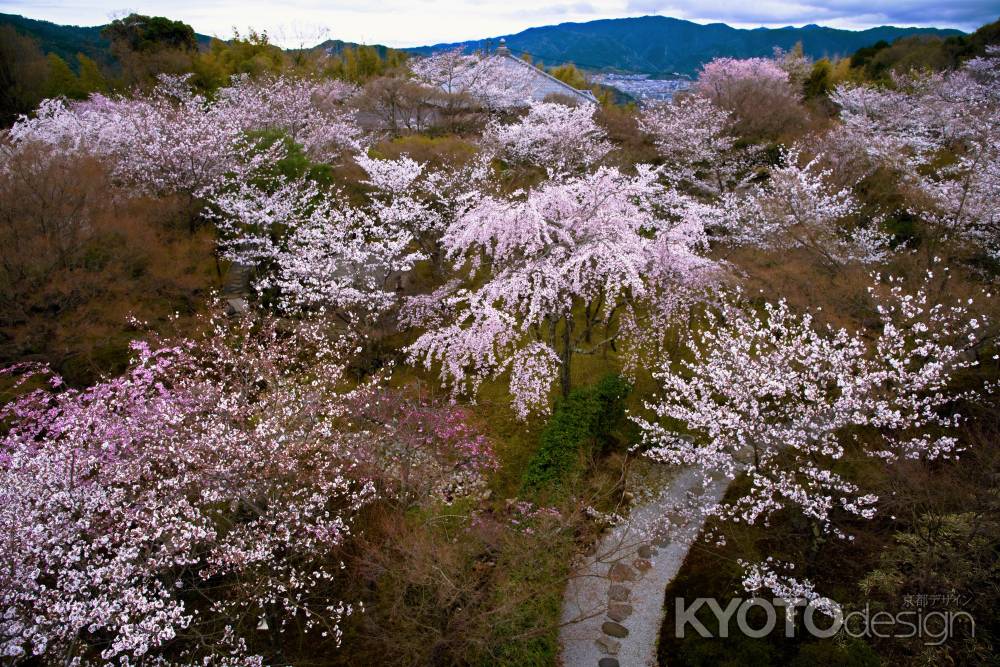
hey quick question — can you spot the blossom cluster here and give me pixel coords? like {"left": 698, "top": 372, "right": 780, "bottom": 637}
{"left": 349, "top": 387, "right": 498, "bottom": 504}
{"left": 482, "top": 101, "right": 612, "bottom": 171}
{"left": 210, "top": 175, "right": 423, "bottom": 320}
{"left": 5, "top": 73, "right": 361, "bottom": 199}
{"left": 725, "top": 147, "right": 894, "bottom": 265}
{"left": 831, "top": 48, "right": 1000, "bottom": 257}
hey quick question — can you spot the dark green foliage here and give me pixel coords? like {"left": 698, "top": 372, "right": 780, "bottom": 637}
{"left": 850, "top": 39, "right": 890, "bottom": 68}
{"left": 0, "top": 25, "right": 47, "bottom": 125}
{"left": 803, "top": 58, "right": 834, "bottom": 99}
{"left": 521, "top": 374, "right": 630, "bottom": 493}
{"left": 0, "top": 12, "right": 212, "bottom": 69}
{"left": 0, "top": 12, "right": 114, "bottom": 68}
{"left": 246, "top": 130, "right": 334, "bottom": 185}
{"left": 789, "top": 642, "right": 881, "bottom": 667}
{"left": 102, "top": 14, "right": 198, "bottom": 53}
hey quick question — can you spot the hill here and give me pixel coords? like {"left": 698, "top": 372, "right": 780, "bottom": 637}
{"left": 407, "top": 15, "right": 965, "bottom": 75}
{"left": 314, "top": 39, "right": 397, "bottom": 59}
{"left": 0, "top": 12, "right": 213, "bottom": 67}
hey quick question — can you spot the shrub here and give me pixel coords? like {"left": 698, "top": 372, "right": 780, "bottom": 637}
{"left": 521, "top": 374, "right": 630, "bottom": 494}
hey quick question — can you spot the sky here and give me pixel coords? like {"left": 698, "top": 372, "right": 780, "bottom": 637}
{"left": 1, "top": 1, "right": 996, "bottom": 47}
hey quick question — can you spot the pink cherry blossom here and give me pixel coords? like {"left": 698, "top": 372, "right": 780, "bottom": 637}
{"left": 407, "top": 165, "right": 718, "bottom": 417}
{"left": 482, "top": 101, "right": 611, "bottom": 171}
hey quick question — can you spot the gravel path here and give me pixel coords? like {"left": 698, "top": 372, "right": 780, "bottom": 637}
{"left": 558, "top": 465, "right": 729, "bottom": 667}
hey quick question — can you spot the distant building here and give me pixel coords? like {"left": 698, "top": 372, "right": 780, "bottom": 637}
{"left": 421, "top": 39, "right": 599, "bottom": 109}
{"left": 485, "top": 39, "right": 599, "bottom": 106}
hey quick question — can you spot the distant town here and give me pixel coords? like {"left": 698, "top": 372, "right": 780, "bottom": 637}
{"left": 591, "top": 73, "right": 693, "bottom": 102}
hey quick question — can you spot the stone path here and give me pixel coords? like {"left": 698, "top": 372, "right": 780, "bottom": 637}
{"left": 559, "top": 465, "right": 729, "bottom": 667}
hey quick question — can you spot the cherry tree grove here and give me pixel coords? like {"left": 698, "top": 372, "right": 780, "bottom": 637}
{"left": 0, "top": 306, "right": 502, "bottom": 664}
{"left": 633, "top": 269, "right": 989, "bottom": 605}
{"left": 831, "top": 48, "right": 1000, "bottom": 258}
{"left": 4, "top": 74, "right": 361, "bottom": 200}
{"left": 3, "top": 37, "right": 1000, "bottom": 664}
{"left": 406, "top": 164, "right": 718, "bottom": 419}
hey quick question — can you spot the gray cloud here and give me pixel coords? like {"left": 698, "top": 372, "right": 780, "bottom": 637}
{"left": 625, "top": 0, "right": 997, "bottom": 30}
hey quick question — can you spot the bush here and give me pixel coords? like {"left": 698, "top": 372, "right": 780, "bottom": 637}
{"left": 521, "top": 374, "right": 630, "bottom": 494}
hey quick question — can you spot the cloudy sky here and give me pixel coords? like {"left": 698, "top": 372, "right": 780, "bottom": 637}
{"left": 2, "top": 1, "right": 995, "bottom": 47}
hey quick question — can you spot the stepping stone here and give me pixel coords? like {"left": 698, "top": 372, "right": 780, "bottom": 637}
{"left": 654, "top": 536, "right": 670, "bottom": 547}
{"left": 608, "top": 584, "right": 630, "bottom": 601}
{"left": 608, "top": 562, "right": 636, "bottom": 582}
{"left": 637, "top": 544, "right": 653, "bottom": 558}
{"left": 633, "top": 558, "right": 652, "bottom": 572}
{"left": 595, "top": 636, "right": 620, "bottom": 655}
{"left": 607, "top": 603, "right": 633, "bottom": 622}
{"left": 599, "top": 659, "right": 620, "bottom": 667}
{"left": 602, "top": 621, "right": 629, "bottom": 638}
{"left": 225, "top": 298, "right": 248, "bottom": 316}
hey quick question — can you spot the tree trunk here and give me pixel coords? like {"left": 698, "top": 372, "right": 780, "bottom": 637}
{"left": 560, "top": 315, "right": 573, "bottom": 398}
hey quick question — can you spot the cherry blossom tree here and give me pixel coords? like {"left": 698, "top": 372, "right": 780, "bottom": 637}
{"left": 0, "top": 313, "right": 379, "bottom": 664}
{"left": 354, "top": 152, "right": 490, "bottom": 273}
{"left": 5, "top": 74, "right": 363, "bottom": 205}
{"left": 482, "top": 101, "right": 611, "bottom": 172}
{"left": 725, "top": 147, "right": 894, "bottom": 265}
{"left": 697, "top": 56, "right": 792, "bottom": 103}
{"left": 406, "top": 165, "right": 717, "bottom": 418}
{"left": 6, "top": 75, "right": 272, "bottom": 203}
{"left": 349, "top": 387, "right": 497, "bottom": 506}
{"left": 214, "top": 73, "right": 363, "bottom": 161}
{"left": 773, "top": 44, "right": 812, "bottom": 89}
{"left": 634, "top": 268, "right": 989, "bottom": 603}
{"left": 639, "top": 94, "right": 759, "bottom": 198}
{"left": 210, "top": 175, "right": 423, "bottom": 323}
{"left": 696, "top": 55, "right": 805, "bottom": 139}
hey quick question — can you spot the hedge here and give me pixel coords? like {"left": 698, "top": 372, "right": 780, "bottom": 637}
{"left": 521, "top": 374, "right": 630, "bottom": 494}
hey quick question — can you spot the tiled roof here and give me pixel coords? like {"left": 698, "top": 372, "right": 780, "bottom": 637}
{"left": 490, "top": 53, "right": 599, "bottom": 105}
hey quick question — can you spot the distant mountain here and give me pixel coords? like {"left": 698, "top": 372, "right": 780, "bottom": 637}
{"left": 0, "top": 13, "right": 213, "bottom": 67}
{"left": 407, "top": 15, "right": 965, "bottom": 76}
{"left": 2, "top": 11, "right": 966, "bottom": 77}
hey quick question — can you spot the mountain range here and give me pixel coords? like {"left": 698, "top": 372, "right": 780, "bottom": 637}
{"left": 407, "top": 16, "right": 964, "bottom": 75}
{"left": 2, "top": 12, "right": 966, "bottom": 77}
